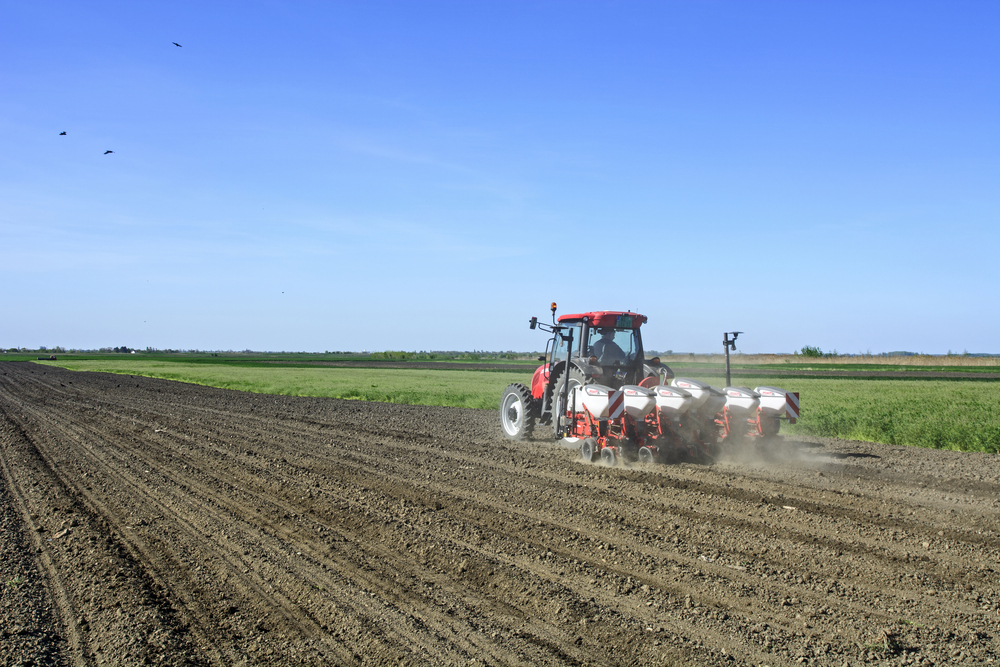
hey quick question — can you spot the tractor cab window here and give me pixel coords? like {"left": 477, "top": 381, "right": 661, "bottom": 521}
{"left": 587, "top": 327, "right": 640, "bottom": 366}
{"left": 551, "top": 323, "right": 582, "bottom": 364}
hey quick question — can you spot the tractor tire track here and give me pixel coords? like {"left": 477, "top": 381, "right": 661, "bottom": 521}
{"left": 0, "top": 412, "right": 82, "bottom": 667}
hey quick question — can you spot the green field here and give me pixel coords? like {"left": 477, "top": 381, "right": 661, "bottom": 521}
{"left": 39, "top": 359, "right": 531, "bottom": 410}
{"left": 33, "top": 359, "right": 1000, "bottom": 454}
{"left": 739, "top": 377, "right": 1000, "bottom": 453}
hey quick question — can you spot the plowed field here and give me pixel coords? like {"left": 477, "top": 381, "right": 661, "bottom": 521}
{"left": 1, "top": 362, "right": 998, "bottom": 666}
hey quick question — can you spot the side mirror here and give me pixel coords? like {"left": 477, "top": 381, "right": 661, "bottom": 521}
{"left": 529, "top": 316, "right": 537, "bottom": 330}
{"left": 537, "top": 355, "right": 546, "bottom": 362}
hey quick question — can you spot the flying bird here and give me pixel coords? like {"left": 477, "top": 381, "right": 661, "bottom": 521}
{"left": 104, "top": 150, "right": 114, "bottom": 155}
{"left": 59, "top": 131, "right": 66, "bottom": 135}
{"left": 173, "top": 42, "right": 182, "bottom": 47}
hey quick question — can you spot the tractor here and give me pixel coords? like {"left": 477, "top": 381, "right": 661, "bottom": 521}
{"left": 499, "top": 303, "right": 800, "bottom": 466}
{"left": 499, "top": 303, "right": 675, "bottom": 454}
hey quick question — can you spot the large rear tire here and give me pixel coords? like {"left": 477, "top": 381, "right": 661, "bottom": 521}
{"left": 548, "top": 366, "right": 588, "bottom": 423}
{"left": 500, "top": 383, "right": 535, "bottom": 440}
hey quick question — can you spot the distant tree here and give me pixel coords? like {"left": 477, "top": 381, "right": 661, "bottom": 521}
{"left": 376, "top": 351, "right": 412, "bottom": 360}
{"left": 800, "top": 345, "right": 823, "bottom": 358}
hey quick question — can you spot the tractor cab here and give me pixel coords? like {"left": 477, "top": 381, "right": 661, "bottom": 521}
{"left": 551, "top": 311, "right": 647, "bottom": 388}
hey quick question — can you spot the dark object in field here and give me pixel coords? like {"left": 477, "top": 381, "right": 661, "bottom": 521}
{"left": 173, "top": 42, "right": 182, "bottom": 47}
{"left": 104, "top": 150, "right": 114, "bottom": 155}
{"left": 880, "top": 628, "right": 900, "bottom": 654}
{"left": 59, "top": 131, "right": 67, "bottom": 135}
{"left": 37, "top": 355, "right": 57, "bottom": 360}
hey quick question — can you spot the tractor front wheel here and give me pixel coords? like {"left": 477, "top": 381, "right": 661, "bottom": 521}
{"left": 500, "top": 383, "right": 535, "bottom": 441}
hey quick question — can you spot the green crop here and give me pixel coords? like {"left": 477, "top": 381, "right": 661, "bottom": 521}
{"left": 737, "top": 377, "right": 1000, "bottom": 454}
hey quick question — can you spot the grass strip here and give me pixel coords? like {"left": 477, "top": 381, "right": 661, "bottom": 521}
{"left": 40, "top": 360, "right": 533, "bottom": 410}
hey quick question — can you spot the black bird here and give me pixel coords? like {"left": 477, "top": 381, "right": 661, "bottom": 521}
{"left": 59, "top": 131, "right": 66, "bottom": 135}
{"left": 173, "top": 42, "right": 182, "bottom": 47}
{"left": 104, "top": 150, "right": 114, "bottom": 155}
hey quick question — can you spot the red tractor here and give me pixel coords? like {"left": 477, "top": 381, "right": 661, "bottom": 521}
{"left": 499, "top": 304, "right": 799, "bottom": 465}
{"left": 499, "top": 304, "right": 686, "bottom": 463}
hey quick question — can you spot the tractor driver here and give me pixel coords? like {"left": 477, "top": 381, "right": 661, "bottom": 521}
{"left": 592, "top": 328, "right": 626, "bottom": 365}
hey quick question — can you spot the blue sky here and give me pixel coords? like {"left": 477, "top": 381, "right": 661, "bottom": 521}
{"left": 2, "top": 1, "right": 997, "bottom": 354}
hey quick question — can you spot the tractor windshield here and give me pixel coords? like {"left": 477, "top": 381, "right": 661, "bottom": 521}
{"left": 586, "top": 327, "right": 640, "bottom": 366}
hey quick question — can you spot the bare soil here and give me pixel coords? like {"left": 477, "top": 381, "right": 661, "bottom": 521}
{"left": 1, "top": 361, "right": 997, "bottom": 666}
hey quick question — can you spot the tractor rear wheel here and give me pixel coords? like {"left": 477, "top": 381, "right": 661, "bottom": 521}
{"left": 580, "top": 438, "right": 599, "bottom": 462}
{"left": 500, "top": 383, "right": 535, "bottom": 441}
{"left": 549, "top": 366, "right": 588, "bottom": 419}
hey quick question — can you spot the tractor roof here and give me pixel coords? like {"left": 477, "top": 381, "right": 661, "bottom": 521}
{"left": 557, "top": 311, "right": 647, "bottom": 328}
